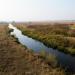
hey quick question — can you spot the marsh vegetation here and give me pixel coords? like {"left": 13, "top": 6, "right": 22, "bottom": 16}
{"left": 0, "top": 24, "right": 66, "bottom": 75}
{"left": 16, "top": 23, "right": 75, "bottom": 55}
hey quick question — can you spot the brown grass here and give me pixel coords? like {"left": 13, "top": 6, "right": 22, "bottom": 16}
{"left": 16, "top": 23, "right": 75, "bottom": 55}
{"left": 0, "top": 25, "right": 66, "bottom": 75}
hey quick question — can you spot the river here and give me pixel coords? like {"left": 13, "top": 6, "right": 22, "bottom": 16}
{"left": 8, "top": 24, "right": 75, "bottom": 73}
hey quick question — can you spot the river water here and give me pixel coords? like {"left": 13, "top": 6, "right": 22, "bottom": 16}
{"left": 8, "top": 24, "right": 75, "bottom": 73}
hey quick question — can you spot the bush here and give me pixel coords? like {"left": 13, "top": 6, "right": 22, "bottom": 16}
{"left": 46, "top": 54, "right": 57, "bottom": 67}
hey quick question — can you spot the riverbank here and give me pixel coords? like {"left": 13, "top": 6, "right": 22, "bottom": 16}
{"left": 16, "top": 24, "right": 75, "bottom": 55}
{"left": 0, "top": 25, "right": 66, "bottom": 75}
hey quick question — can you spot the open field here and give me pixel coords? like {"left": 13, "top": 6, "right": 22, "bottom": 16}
{"left": 16, "top": 23, "right": 75, "bottom": 55}
{"left": 0, "top": 24, "right": 66, "bottom": 75}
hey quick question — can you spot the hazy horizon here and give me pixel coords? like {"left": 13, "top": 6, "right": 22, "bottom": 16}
{"left": 0, "top": 0, "right": 75, "bottom": 21}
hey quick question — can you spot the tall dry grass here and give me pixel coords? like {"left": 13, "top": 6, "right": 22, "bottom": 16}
{"left": 0, "top": 25, "right": 66, "bottom": 75}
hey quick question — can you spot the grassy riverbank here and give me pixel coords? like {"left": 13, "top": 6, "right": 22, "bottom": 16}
{"left": 0, "top": 25, "right": 66, "bottom": 75}
{"left": 16, "top": 23, "right": 75, "bottom": 55}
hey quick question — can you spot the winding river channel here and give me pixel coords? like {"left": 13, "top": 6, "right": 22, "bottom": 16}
{"left": 8, "top": 24, "right": 75, "bottom": 73}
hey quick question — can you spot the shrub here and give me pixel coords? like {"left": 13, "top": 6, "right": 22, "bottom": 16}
{"left": 46, "top": 54, "right": 57, "bottom": 67}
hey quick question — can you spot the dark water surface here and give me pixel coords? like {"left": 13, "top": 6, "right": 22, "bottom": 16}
{"left": 8, "top": 24, "right": 75, "bottom": 73}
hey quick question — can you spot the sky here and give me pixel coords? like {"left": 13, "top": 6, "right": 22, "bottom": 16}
{"left": 0, "top": 0, "right": 75, "bottom": 21}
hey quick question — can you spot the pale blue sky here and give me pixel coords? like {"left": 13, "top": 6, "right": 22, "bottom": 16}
{"left": 0, "top": 0, "right": 75, "bottom": 21}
